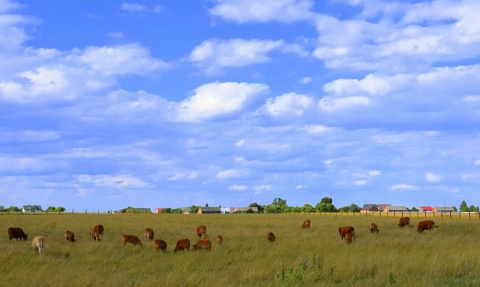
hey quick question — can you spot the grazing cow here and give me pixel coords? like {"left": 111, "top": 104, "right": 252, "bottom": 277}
{"left": 196, "top": 225, "right": 207, "bottom": 239}
{"left": 174, "top": 238, "right": 190, "bottom": 252}
{"left": 215, "top": 235, "right": 223, "bottom": 245}
{"left": 8, "top": 227, "right": 28, "bottom": 241}
{"left": 32, "top": 236, "right": 46, "bottom": 255}
{"left": 193, "top": 239, "right": 212, "bottom": 251}
{"left": 368, "top": 222, "right": 379, "bottom": 233}
{"left": 302, "top": 219, "right": 311, "bottom": 229}
{"left": 398, "top": 217, "right": 410, "bottom": 228}
{"left": 268, "top": 232, "right": 275, "bottom": 243}
{"left": 144, "top": 228, "right": 154, "bottom": 241}
{"left": 418, "top": 220, "right": 439, "bottom": 233}
{"left": 338, "top": 226, "right": 355, "bottom": 242}
{"left": 122, "top": 235, "right": 143, "bottom": 247}
{"left": 155, "top": 239, "right": 167, "bottom": 252}
{"left": 64, "top": 230, "right": 76, "bottom": 243}
{"left": 90, "top": 225, "right": 104, "bottom": 241}
{"left": 344, "top": 232, "right": 354, "bottom": 244}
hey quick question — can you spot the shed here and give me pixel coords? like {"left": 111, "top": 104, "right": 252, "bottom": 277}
{"left": 22, "top": 205, "right": 43, "bottom": 213}
{"left": 433, "top": 206, "right": 456, "bottom": 213}
{"left": 384, "top": 205, "right": 408, "bottom": 212}
{"left": 230, "top": 207, "right": 259, "bottom": 213}
{"left": 197, "top": 207, "right": 221, "bottom": 214}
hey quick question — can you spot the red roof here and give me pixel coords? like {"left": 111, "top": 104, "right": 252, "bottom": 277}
{"left": 420, "top": 206, "right": 433, "bottom": 211}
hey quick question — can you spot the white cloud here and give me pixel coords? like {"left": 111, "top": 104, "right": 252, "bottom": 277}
{"left": 119, "top": 3, "right": 162, "bottom": 14}
{"left": 319, "top": 96, "right": 370, "bottom": 111}
{"left": 189, "top": 39, "right": 304, "bottom": 73}
{"left": 229, "top": 185, "right": 248, "bottom": 190}
{"left": 323, "top": 74, "right": 393, "bottom": 97}
{"left": 79, "top": 174, "right": 148, "bottom": 188}
{"left": 354, "top": 180, "right": 368, "bottom": 185}
{"left": 176, "top": 82, "right": 269, "bottom": 122}
{"left": 253, "top": 184, "right": 271, "bottom": 194}
{"left": 425, "top": 172, "right": 442, "bottom": 182}
{"left": 295, "top": 184, "right": 307, "bottom": 189}
{"left": 463, "top": 95, "right": 480, "bottom": 103}
{"left": 389, "top": 183, "right": 420, "bottom": 191}
{"left": 264, "top": 92, "right": 314, "bottom": 117}
{"left": 300, "top": 76, "right": 312, "bottom": 84}
{"left": 235, "top": 139, "right": 246, "bottom": 147}
{"left": 304, "top": 125, "right": 329, "bottom": 134}
{"left": 216, "top": 169, "right": 247, "bottom": 179}
{"left": 474, "top": 159, "right": 480, "bottom": 166}
{"left": 369, "top": 170, "right": 381, "bottom": 177}
{"left": 209, "top": 0, "right": 314, "bottom": 23}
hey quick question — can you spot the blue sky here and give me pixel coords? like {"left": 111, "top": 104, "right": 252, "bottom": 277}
{"left": 1, "top": 0, "right": 479, "bottom": 211}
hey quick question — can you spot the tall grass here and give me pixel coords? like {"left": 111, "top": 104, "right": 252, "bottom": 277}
{"left": 1, "top": 213, "right": 479, "bottom": 286}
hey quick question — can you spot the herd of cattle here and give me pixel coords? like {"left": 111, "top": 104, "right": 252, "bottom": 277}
{"left": 7, "top": 216, "right": 439, "bottom": 254}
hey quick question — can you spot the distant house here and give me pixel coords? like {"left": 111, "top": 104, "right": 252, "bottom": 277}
{"left": 433, "top": 206, "right": 456, "bottom": 213}
{"left": 22, "top": 205, "right": 43, "bottom": 213}
{"left": 419, "top": 206, "right": 434, "bottom": 212}
{"left": 119, "top": 207, "right": 152, "bottom": 213}
{"left": 197, "top": 207, "right": 221, "bottom": 214}
{"left": 361, "top": 204, "right": 378, "bottom": 212}
{"left": 378, "top": 204, "right": 391, "bottom": 212}
{"left": 155, "top": 208, "right": 164, "bottom": 214}
{"left": 182, "top": 207, "right": 193, "bottom": 214}
{"left": 0, "top": 205, "right": 6, "bottom": 212}
{"left": 384, "top": 205, "right": 408, "bottom": 212}
{"left": 230, "top": 207, "right": 259, "bottom": 213}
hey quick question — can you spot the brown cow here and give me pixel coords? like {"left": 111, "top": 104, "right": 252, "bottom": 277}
{"left": 418, "top": 220, "right": 439, "bottom": 233}
{"left": 90, "top": 225, "right": 104, "bottom": 241}
{"left": 174, "top": 238, "right": 190, "bottom": 252}
{"left": 302, "top": 219, "right": 311, "bottom": 229}
{"left": 344, "top": 232, "right": 354, "bottom": 244}
{"left": 122, "top": 235, "right": 143, "bottom": 247}
{"left": 268, "top": 232, "right": 275, "bottom": 243}
{"left": 64, "top": 230, "right": 76, "bottom": 243}
{"left": 32, "top": 236, "right": 46, "bottom": 255}
{"left": 155, "top": 239, "right": 167, "bottom": 252}
{"left": 144, "top": 228, "right": 154, "bottom": 241}
{"left": 196, "top": 225, "right": 207, "bottom": 239}
{"left": 193, "top": 239, "right": 212, "bottom": 251}
{"left": 8, "top": 227, "right": 28, "bottom": 241}
{"left": 338, "top": 226, "right": 355, "bottom": 242}
{"left": 215, "top": 235, "right": 223, "bottom": 245}
{"left": 398, "top": 217, "right": 410, "bottom": 228}
{"left": 368, "top": 222, "right": 379, "bottom": 233}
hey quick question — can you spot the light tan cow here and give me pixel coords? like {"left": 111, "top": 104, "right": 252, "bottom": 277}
{"left": 32, "top": 236, "right": 46, "bottom": 255}
{"left": 215, "top": 235, "right": 223, "bottom": 245}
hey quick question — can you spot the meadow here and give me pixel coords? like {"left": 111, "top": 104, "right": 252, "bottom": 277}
{"left": 1, "top": 213, "right": 480, "bottom": 287}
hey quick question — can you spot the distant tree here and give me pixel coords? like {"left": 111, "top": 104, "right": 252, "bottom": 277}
{"left": 302, "top": 204, "right": 314, "bottom": 213}
{"left": 410, "top": 207, "right": 418, "bottom": 212}
{"left": 189, "top": 205, "right": 200, "bottom": 213}
{"left": 264, "top": 204, "right": 281, "bottom": 214}
{"left": 349, "top": 203, "right": 360, "bottom": 212}
{"left": 452, "top": 206, "right": 458, "bottom": 211}
{"left": 246, "top": 208, "right": 254, "bottom": 214}
{"left": 55, "top": 206, "right": 66, "bottom": 212}
{"left": 46, "top": 206, "right": 56, "bottom": 212}
{"left": 315, "top": 197, "right": 337, "bottom": 212}
{"left": 249, "top": 202, "right": 264, "bottom": 213}
{"left": 460, "top": 200, "right": 469, "bottom": 212}
{"left": 8, "top": 206, "right": 20, "bottom": 212}
{"left": 205, "top": 203, "right": 209, "bottom": 207}
{"left": 272, "top": 198, "right": 287, "bottom": 207}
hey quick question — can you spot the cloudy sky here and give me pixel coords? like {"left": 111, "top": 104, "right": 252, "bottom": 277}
{"left": 1, "top": 0, "right": 479, "bottom": 211}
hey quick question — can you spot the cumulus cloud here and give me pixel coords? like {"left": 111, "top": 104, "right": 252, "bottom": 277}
{"left": 77, "top": 174, "right": 148, "bottom": 188}
{"left": 229, "top": 184, "right": 248, "bottom": 190}
{"left": 425, "top": 172, "right": 441, "bottom": 182}
{"left": 319, "top": 96, "right": 370, "bottom": 111}
{"left": 176, "top": 82, "right": 269, "bottom": 122}
{"left": 263, "top": 92, "right": 314, "bottom": 118}
{"left": 216, "top": 169, "right": 247, "bottom": 179}
{"left": 389, "top": 183, "right": 420, "bottom": 191}
{"left": 119, "top": 3, "right": 163, "bottom": 14}
{"left": 189, "top": 38, "right": 306, "bottom": 74}
{"left": 209, "top": 0, "right": 314, "bottom": 23}
{"left": 300, "top": 76, "right": 312, "bottom": 84}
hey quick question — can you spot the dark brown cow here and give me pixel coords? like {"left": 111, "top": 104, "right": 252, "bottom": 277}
{"left": 174, "top": 238, "right": 190, "bottom": 252}
{"left": 398, "top": 217, "right": 410, "bottom": 228}
{"left": 268, "top": 232, "right": 275, "bottom": 243}
{"left": 338, "top": 226, "right": 355, "bottom": 242}
{"left": 90, "top": 225, "right": 104, "bottom": 241}
{"left": 64, "top": 230, "right": 76, "bottom": 243}
{"left": 8, "top": 227, "right": 28, "bottom": 241}
{"left": 368, "top": 222, "right": 379, "bottom": 233}
{"left": 122, "top": 235, "right": 143, "bottom": 246}
{"left": 32, "top": 236, "right": 46, "bottom": 255}
{"left": 418, "top": 220, "right": 439, "bottom": 233}
{"left": 215, "top": 235, "right": 223, "bottom": 245}
{"left": 155, "top": 239, "right": 167, "bottom": 252}
{"left": 302, "top": 219, "right": 311, "bottom": 229}
{"left": 193, "top": 239, "right": 212, "bottom": 251}
{"left": 144, "top": 228, "right": 154, "bottom": 241}
{"left": 196, "top": 225, "right": 207, "bottom": 239}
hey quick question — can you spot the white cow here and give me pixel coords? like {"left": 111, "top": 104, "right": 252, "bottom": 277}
{"left": 32, "top": 236, "right": 46, "bottom": 255}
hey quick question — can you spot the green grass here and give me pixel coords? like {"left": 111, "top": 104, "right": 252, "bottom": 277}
{"left": 1, "top": 213, "right": 480, "bottom": 286}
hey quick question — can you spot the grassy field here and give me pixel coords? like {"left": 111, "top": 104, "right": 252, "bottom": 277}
{"left": 1, "top": 213, "right": 479, "bottom": 287}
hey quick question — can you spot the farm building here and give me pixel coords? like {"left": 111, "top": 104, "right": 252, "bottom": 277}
{"left": 377, "top": 204, "right": 391, "bottom": 211}
{"left": 197, "top": 207, "right": 221, "bottom": 214}
{"left": 360, "top": 204, "right": 379, "bottom": 212}
{"left": 119, "top": 207, "right": 152, "bottom": 213}
{"left": 230, "top": 207, "right": 259, "bottom": 213}
{"left": 22, "top": 205, "right": 43, "bottom": 213}
{"left": 433, "top": 206, "right": 456, "bottom": 213}
{"left": 419, "top": 206, "right": 434, "bottom": 212}
{"left": 384, "top": 205, "right": 408, "bottom": 212}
